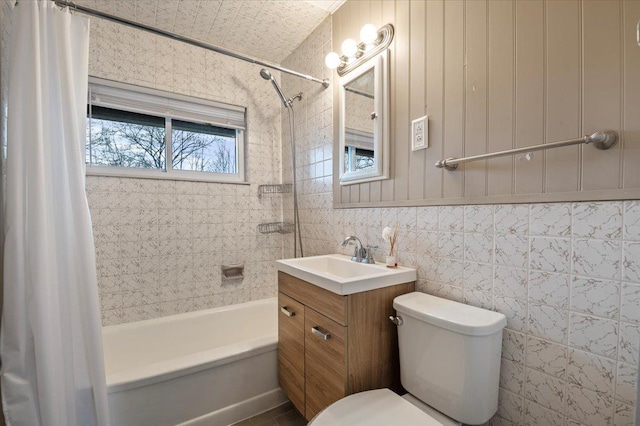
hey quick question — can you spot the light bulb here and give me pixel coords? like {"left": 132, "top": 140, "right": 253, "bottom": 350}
{"left": 360, "top": 24, "right": 378, "bottom": 44}
{"left": 325, "top": 52, "right": 341, "bottom": 69}
{"left": 341, "top": 38, "right": 358, "bottom": 57}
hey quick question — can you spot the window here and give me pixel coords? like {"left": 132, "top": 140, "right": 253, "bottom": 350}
{"left": 344, "top": 146, "right": 375, "bottom": 172}
{"left": 87, "top": 106, "right": 167, "bottom": 169}
{"left": 171, "top": 120, "right": 237, "bottom": 174}
{"left": 86, "top": 78, "right": 246, "bottom": 182}
{"left": 343, "top": 129, "right": 374, "bottom": 173}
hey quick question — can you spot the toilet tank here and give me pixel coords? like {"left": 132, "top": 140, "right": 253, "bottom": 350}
{"left": 393, "top": 292, "right": 507, "bottom": 425}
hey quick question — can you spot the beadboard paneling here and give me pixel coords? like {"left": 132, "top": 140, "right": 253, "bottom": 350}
{"left": 332, "top": 0, "right": 640, "bottom": 207}
{"left": 424, "top": 0, "right": 444, "bottom": 200}
{"left": 545, "top": 0, "right": 581, "bottom": 194}
{"left": 514, "top": 0, "right": 544, "bottom": 196}
{"left": 624, "top": 0, "right": 640, "bottom": 190}
{"left": 582, "top": 1, "right": 622, "bottom": 192}
{"left": 487, "top": 0, "right": 514, "bottom": 197}
{"left": 408, "top": 0, "right": 426, "bottom": 201}
{"left": 442, "top": 0, "right": 465, "bottom": 200}
{"left": 464, "top": 0, "right": 488, "bottom": 198}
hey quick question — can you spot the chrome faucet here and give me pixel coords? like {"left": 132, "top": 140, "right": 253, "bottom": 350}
{"left": 340, "top": 236, "right": 365, "bottom": 262}
{"left": 340, "top": 236, "right": 376, "bottom": 264}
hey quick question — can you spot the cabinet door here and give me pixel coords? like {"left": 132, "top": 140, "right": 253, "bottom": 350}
{"left": 304, "top": 307, "right": 347, "bottom": 420}
{"left": 278, "top": 292, "right": 305, "bottom": 415}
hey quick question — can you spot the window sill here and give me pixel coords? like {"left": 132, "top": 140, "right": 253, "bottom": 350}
{"left": 86, "top": 167, "right": 250, "bottom": 185}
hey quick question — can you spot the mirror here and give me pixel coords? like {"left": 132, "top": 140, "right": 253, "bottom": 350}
{"left": 339, "top": 51, "right": 389, "bottom": 185}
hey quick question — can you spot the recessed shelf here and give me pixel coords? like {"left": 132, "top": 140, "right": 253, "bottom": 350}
{"left": 221, "top": 264, "right": 244, "bottom": 281}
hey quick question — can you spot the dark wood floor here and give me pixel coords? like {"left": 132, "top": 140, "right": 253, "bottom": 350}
{"left": 232, "top": 402, "right": 307, "bottom": 426}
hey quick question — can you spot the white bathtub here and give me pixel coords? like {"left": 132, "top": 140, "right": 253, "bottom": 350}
{"left": 102, "top": 298, "right": 287, "bottom": 426}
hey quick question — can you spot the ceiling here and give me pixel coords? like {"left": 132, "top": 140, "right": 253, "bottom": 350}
{"left": 74, "top": 0, "right": 344, "bottom": 64}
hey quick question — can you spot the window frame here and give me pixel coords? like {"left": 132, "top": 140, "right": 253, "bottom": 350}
{"left": 86, "top": 77, "right": 247, "bottom": 184}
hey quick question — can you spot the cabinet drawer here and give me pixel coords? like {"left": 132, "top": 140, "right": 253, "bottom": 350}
{"left": 278, "top": 292, "right": 305, "bottom": 415}
{"left": 279, "top": 272, "right": 347, "bottom": 325}
{"left": 304, "top": 308, "right": 347, "bottom": 420}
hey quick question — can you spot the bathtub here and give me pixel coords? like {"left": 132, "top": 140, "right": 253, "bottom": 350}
{"left": 102, "top": 298, "right": 287, "bottom": 426}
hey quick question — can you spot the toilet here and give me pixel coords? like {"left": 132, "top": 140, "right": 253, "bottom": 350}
{"left": 309, "top": 292, "right": 507, "bottom": 426}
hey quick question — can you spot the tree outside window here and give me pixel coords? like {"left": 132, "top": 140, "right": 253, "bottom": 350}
{"left": 86, "top": 105, "right": 237, "bottom": 175}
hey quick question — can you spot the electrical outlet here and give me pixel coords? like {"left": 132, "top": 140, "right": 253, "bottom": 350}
{"left": 411, "top": 115, "right": 428, "bottom": 151}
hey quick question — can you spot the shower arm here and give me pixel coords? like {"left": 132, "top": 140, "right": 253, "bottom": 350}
{"left": 287, "top": 93, "right": 303, "bottom": 106}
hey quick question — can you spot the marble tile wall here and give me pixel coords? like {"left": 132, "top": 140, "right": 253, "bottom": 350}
{"left": 279, "top": 17, "right": 333, "bottom": 258}
{"left": 282, "top": 18, "right": 639, "bottom": 426}
{"left": 86, "top": 177, "right": 283, "bottom": 325}
{"left": 86, "top": 17, "right": 286, "bottom": 325}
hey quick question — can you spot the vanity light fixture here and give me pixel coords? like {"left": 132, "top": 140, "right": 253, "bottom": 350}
{"left": 341, "top": 38, "right": 359, "bottom": 57}
{"left": 324, "top": 52, "right": 342, "bottom": 69}
{"left": 360, "top": 24, "right": 379, "bottom": 45}
{"left": 325, "top": 23, "right": 394, "bottom": 77}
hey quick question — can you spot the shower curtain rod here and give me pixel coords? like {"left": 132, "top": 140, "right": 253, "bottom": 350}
{"left": 47, "top": 0, "right": 331, "bottom": 88}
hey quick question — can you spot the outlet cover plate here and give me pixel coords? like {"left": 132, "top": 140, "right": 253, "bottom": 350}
{"left": 411, "top": 115, "right": 428, "bottom": 151}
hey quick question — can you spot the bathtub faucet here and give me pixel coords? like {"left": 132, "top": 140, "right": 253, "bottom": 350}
{"left": 340, "top": 236, "right": 367, "bottom": 263}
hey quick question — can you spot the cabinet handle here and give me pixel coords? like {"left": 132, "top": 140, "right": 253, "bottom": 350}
{"left": 280, "top": 306, "right": 295, "bottom": 317}
{"left": 311, "top": 326, "right": 331, "bottom": 340}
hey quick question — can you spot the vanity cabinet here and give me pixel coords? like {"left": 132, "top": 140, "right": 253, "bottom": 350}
{"left": 277, "top": 271, "right": 415, "bottom": 420}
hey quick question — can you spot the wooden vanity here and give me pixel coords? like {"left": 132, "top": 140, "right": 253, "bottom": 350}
{"left": 277, "top": 271, "right": 415, "bottom": 420}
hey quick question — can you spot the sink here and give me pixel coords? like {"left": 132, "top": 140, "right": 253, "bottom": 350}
{"left": 276, "top": 254, "right": 417, "bottom": 295}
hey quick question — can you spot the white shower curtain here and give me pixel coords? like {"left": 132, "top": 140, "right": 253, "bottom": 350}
{"left": 1, "top": 1, "right": 110, "bottom": 425}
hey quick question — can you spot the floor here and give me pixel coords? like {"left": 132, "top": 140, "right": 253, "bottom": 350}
{"left": 233, "top": 402, "right": 307, "bottom": 426}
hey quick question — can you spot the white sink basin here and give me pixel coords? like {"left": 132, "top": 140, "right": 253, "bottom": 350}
{"left": 276, "top": 254, "right": 417, "bottom": 295}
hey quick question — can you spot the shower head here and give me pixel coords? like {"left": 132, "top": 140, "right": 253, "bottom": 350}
{"left": 260, "top": 68, "right": 289, "bottom": 107}
{"left": 260, "top": 69, "right": 272, "bottom": 80}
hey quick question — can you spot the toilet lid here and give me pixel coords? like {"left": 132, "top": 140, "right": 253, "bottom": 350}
{"left": 308, "top": 389, "right": 445, "bottom": 426}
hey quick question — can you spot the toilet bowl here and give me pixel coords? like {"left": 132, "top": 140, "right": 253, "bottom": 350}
{"left": 308, "top": 292, "right": 507, "bottom": 426}
{"left": 308, "top": 389, "right": 459, "bottom": 425}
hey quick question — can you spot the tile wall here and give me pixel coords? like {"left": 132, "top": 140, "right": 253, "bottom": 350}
{"left": 279, "top": 17, "right": 333, "bottom": 258}
{"left": 85, "top": 17, "right": 286, "bottom": 325}
{"left": 281, "top": 17, "right": 639, "bottom": 426}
